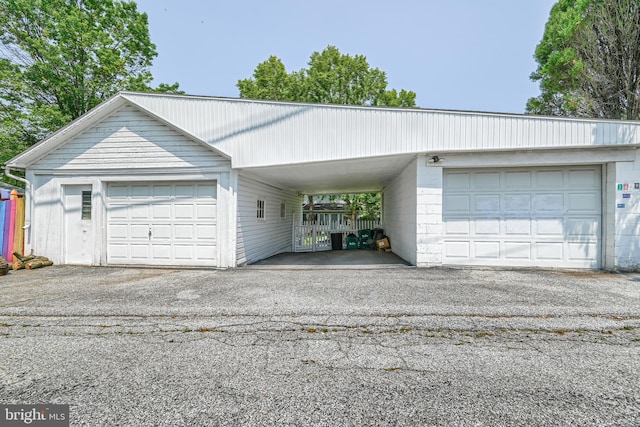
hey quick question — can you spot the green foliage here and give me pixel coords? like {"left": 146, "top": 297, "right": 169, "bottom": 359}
{"left": 238, "top": 46, "right": 418, "bottom": 219}
{"left": 528, "top": 0, "right": 640, "bottom": 119}
{"left": 237, "top": 46, "right": 417, "bottom": 108}
{"left": 0, "top": 0, "right": 181, "bottom": 181}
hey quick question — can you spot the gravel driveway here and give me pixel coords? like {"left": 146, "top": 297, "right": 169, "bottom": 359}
{"left": 1, "top": 266, "right": 639, "bottom": 426}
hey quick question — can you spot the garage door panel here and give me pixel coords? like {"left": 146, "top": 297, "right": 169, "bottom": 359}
{"left": 175, "top": 185, "right": 195, "bottom": 197}
{"left": 107, "top": 186, "right": 128, "bottom": 198}
{"left": 107, "top": 204, "right": 129, "bottom": 220}
{"left": 174, "top": 245, "right": 194, "bottom": 260}
{"left": 474, "top": 194, "right": 500, "bottom": 212}
{"left": 536, "top": 218, "right": 564, "bottom": 236}
{"left": 569, "top": 169, "right": 599, "bottom": 186}
{"left": 536, "top": 242, "right": 564, "bottom": 260}
{"left": 474, "top": 241, "right": 500, "bottom": 259}
{"left": 131, "top": 185, "right": 150, "bottom": 198}
{"left": 505, "top": 171, "right": 531, "bottom": 188}
{"left": 505, "top": 218, "right": 531, "bottom": 236}
{"left": 153, "top": 185, "right": 171, "bottom": 198}
{"left": 197, "top": 204, "right": 216, "bottom": 219}
{"left": 444, "top": 195, "right": 470, "bottom": 213}
{"left": 197, "top": 225, "right": 216, "bottom": 239}
{"left": 131, "top": 204, "right": 149, "bottom": 219}
{"left": 197, "top": 245, "right": 216, "bottom": 260}
{"left": 536, "top": 170, "right": 564, "bottom": 187}
{"left": 108, "top": 244, "right": 127, "bottom": 259}
{"left": 197, "top": 184, "right": 217, "bottom": 197}
{"left": 444, "top": 166, "right": 601, "bottom": 268}
{"left": 568, "top": 242, "right": 598, "bottom": 260}
{"left": 447, "top": 172, "right": 471, "bottom": 189}
{"left": 445, "top": 219, "right": 469, "bottom": 235}
{"left": 108, "top": 224, "right": 128, "bottom": 239}
{"left": 130, "top": 245, "right": 150, "bottom": 259}
{"left": 445, "top": 241, "right": 470, "bottom": 258}
{"left": 566, "top": 217, "right": 599, "bottom": 237}
{"left": 534, "top": 193, "right": 565, "bottom": 212}
{"left": 474, "top": 218, "right": 500, "bottom": 235}
{"left": 107, "top": 182, "right": 217, "bottom": 266}
{"left": 568, "top": 193, "right": 600, "bottom": 212}
{"left": 504, "top": 194, "right": 531, "bottom": 212}
{"left": 504, "top": 242, "right": 531, "bottom": 259}
{"left": 476, "top": 172, "right": 500, "bottom": 189}
{"left": 152, "top": 204, "right": 171, "bottom": 219}
{"left": 174, "top": 204, "right": 195, "bottom": 219}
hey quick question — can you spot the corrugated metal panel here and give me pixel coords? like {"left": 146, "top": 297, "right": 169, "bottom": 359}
{"left": 122, "top": 93, "right": 640, "bottom": 169}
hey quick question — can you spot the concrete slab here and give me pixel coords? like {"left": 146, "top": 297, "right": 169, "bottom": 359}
{"left": 246, "top": 249, "right": 412, "bottom": 269}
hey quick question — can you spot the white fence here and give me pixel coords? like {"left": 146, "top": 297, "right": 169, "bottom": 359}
{"left": 293, "top": 219, "right": 382, "bottom": 252}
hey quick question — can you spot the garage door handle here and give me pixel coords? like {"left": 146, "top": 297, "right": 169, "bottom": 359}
{"left": 148, "top": 226, "right": 152, "bottom": 240}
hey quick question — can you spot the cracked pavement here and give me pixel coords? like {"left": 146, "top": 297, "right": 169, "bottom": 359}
{"left": 1, "top": 265, "right": 639, "bottom": 426}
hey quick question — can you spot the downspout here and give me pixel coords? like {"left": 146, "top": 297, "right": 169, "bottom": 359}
{"left": 4, "top": 166, "right": 32, "bottom": 249}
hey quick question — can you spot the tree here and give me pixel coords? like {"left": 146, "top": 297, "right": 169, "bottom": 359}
{"left": 238, "top": 46, "right": 417, "bottom": 108}
{"left": 0, "top": 0, "right": 181, "bottom": 179}
{"left": 527, "top": 0, "right": 640, "bottom": 120}
{"left": 238, "top": 46, "right": 418, "bottom": 220}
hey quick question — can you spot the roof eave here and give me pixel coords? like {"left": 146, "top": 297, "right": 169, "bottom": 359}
{"left": 4, "top": 93, "right": 129, "bottom": 169}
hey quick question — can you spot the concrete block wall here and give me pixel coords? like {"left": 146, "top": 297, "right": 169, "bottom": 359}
{"left": 416, "top": 160, "right": 443, "bottom": 267}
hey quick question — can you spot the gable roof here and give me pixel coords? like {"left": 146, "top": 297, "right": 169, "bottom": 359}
{"left": 4, "top": 93, "right": 230, "bottom": 169}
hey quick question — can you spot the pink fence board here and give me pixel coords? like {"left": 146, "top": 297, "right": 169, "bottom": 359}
{"left": 1, "top": 197, "right": 25, "bottom": 261}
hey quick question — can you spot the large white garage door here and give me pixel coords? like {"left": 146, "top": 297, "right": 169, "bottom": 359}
{"left": 443, "top": 166, "right": 601, "bottom": 268}
{"left": 106, "top": 182, "right": 217, "bottom": 266}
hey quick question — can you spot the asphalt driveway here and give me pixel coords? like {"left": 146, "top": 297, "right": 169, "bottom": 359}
{"left": 1, "top": 265, "right": 639, "bottom": 426}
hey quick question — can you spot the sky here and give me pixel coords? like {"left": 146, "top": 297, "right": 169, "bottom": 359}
{"left": 135, "top": 0, "right": 558, "bottom": 115}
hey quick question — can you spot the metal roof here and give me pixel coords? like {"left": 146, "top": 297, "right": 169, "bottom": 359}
{"left": 6, "top": 91, "right": 640, "bottom": 194}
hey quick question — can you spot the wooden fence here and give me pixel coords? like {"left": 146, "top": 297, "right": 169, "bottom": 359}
{"left": 293, "top": 219, "right": 382, "bottom": 252}
{"left": 0, "top": 193, "right": 25, "bottom": 263}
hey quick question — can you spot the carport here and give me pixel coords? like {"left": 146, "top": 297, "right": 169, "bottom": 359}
{"left": 239, "top": 153, "right": 419, "bottom": 265}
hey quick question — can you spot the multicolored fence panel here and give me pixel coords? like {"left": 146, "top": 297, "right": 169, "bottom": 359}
{"left": 0, "top": 196, "right": 25, "bottom": 263}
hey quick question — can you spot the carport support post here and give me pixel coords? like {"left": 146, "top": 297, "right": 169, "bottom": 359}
{"left": 309, "top": 195, "right": 316, "bottom": 252}
{"left": 416, "top": 162, "right": 444, "bottom": 267}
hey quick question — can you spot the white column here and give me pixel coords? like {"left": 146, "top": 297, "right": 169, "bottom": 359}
{"left": 416, "top": 160, "right": 444, "bottom": 267}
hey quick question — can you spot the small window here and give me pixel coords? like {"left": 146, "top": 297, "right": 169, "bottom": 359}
{"left": 280, "top": 202, "right": 286, "bottom": 220}
{"left": 257, "top": 199, "right": 265, "bottom": 220}
{"left": 81, "top": 191, "right": 92, "bottom": 220}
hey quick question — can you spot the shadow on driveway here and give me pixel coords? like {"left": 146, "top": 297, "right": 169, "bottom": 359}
{"left": 246, "top": 250, "right": 411, "bottom": 269}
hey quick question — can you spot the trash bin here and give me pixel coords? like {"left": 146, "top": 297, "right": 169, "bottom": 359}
{"left": 331, "top": 233, "right": 343, "bottom": 250}
{"left": 345, "top": 233, "right": 358, "bottom": 250}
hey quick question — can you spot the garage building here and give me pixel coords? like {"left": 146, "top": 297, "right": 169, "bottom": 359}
{"left": 5, "top": 92, "right": 640, "bottom": 269}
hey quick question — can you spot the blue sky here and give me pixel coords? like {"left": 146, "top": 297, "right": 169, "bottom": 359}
{"left": 135, "top": 0, "right": 557, "bottom": 114}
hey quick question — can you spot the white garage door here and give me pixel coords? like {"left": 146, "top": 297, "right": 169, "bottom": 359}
{"left": 443, "top": 166, "right": 601, "bottom": 268}
{"left": 106, "top": 182, "right": 217, "bottom": 266}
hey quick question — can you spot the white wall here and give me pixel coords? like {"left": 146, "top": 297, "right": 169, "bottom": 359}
{"left": 236, "top": 173, "right": 302, "bottom": 265}
{"left": 31, "top": 105, "right": 228, "bottom": 170}
{"left": 382, "top": 158, "right": 418, "bottom": 265}
{"left": 25, "top": 105, "right": 234, "bottom": 267}
{"left": 612, "top": 152, "right": 640, "bottom": 269}
{"left": 416, "top": 161, "right": 444, "bottom": 267}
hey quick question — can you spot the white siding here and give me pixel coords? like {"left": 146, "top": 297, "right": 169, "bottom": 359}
{"left": 123, "top": 93, "right": 640, "bottom": 169}
{"left": 382, "top": 159, "right": 418, "bottom": 265}
{"left": 31, "top": 105, "right": 229, "bottom": 171}
{"left": 613, "top": 154, "right": 640, "bottom": 269}
{"left": 236, "top": 174, "right": 303, "bottom": 265}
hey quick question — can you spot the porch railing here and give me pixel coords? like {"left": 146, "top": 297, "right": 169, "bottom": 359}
{"left": 293, "top": 219, "right": 382, "bottom": 252}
